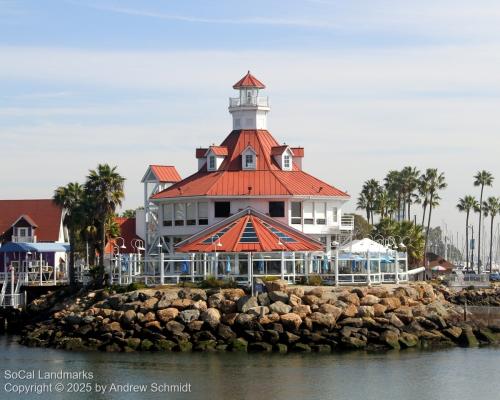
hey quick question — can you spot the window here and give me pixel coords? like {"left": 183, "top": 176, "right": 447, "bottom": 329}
{"left": 332, "top": 207, "right": 338, "bottom": 223}
{"left": 269, "top": 201, "right": 285, "bottom": 217}
{"left": 198, "top": 202, "right": 208, "bottom": 225}
{"left": 214, "top": 202, "right": 230, "bottom": 218}
{"left": 291, "top": 202, "right": 302, "bottom": 224}
{"left": 174, "top": 203, "right": 185, "bottom": 226}
{"left": 163, "top": 204, "right": 173, "bottom": 226}
{"left": 186, "top": 202, "right": 196, "bottom": 225}
{"left": 316, "top": 202, "right": 326, "bottom": 225}
{"left": 245, "top": 154, "right": 254, "bottom": 168}
{"left": 208, "top": 156, "right": 216, "bottom": 170}
{"left": 303, "top": 202, "right": 314, "bottom": 224}
{"left": 17, "top": 227, "right": 28, "bottom": 237}
{"left": 283, "top": 154, "right": 291, "bottom": 170}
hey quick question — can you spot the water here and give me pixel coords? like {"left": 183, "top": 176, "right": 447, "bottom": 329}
{"left": 0, "top": 335, "right": 499, "bottom": 400}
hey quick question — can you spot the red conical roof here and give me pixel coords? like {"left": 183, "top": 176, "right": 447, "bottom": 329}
{"left": 233, "top": 71, "right": 266, "bottom": 89}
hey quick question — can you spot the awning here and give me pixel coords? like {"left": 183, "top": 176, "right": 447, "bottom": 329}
{"left": 176, "top": 207, "right": 323, "bottom": 253}
{"left": 0, "top": 242, "right": 70, "bottom": 253}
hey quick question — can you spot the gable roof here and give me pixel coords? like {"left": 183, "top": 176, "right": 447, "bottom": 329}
{"left": 142, "top": 165, "right": 181, "bottom": 183}
{"left": 206, "top": 146, "right": 229, "bottom": 157}
{"left": 233, "top": 71, "right": 266, "bottom": 89}
{"left": 152, "top": 129, "right": 349, "bottom": 199}
{"left": 0, "top": 199, "right": 63, "bottom": 242}
{"left": 271, "top": 145, "right": 292, "bottom": 156}
{"left": 11, "top": 214, "right": 39, "bottom": 228}
{"left": 176, "top": 208, "right": 323, "bottom": 253}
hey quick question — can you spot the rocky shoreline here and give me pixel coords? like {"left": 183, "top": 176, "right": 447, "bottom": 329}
{"left": 19, "top": 281, "right": 500, "bottom": 353}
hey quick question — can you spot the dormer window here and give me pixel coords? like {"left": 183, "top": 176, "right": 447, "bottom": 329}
{"left": 241, "top": 146, "right": 257, "bottom": 170}
{"left": 283, "top": 154, "right": 291, "bottom": 170}
{"left": 208, "top": 156, "right": 216, "bottom": 171}
{"left": 245, "top": 154, "right": 255, "bottom": 169}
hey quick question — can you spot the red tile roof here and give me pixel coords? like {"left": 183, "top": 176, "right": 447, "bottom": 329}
{"left": 105, "top": 217, "right": 142, "bottom": 254}
{"left": 150, "top": 165, "right": 181, "bottom": 183}
{"left": 13, "top": 214, "right": 39, "bottom": 228}
{"left": 271, "top": 145, "right": 290, "bottom": 156}
{"left": 207, "top": 146, "right": 229, "bottom": 156}
{"left": 233, "top": 71, "right": 266, "bottom": 89}
{"left": 176, "top": 208, "right": 323, "bottom": 253}
{"left": 152, "top": 129, "right": 349, "bottom": 199}
{"left": 291, "top": 147, "right": 304, "bottom": 157}
{"left": 0, "top": 199, "right": 63, "bottom": 242}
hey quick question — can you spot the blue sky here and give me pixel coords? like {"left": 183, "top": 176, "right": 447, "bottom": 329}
{"left": 2, "top": 0, "right": 500, "bottom": 245}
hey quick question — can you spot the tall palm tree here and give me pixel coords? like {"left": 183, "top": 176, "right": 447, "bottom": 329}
{"left": 384, "top": 170, "right": 403, "bottom": 221}
{"left": 422, "top": 168, "right": 447, "bottom": 265}
{"left": 356, "top": 193, "right": 370, "bottom": 223}
{"left": 474, "top": 170, "right": 494, "bottom": 269}
{"left": 401, "top": 166, "right": 420, "bottom": 221}
{"left": 457, "top": 195, "right": 478, "bottom": 271}
{"left": 85, "top": 164, "right": 125, "bottom": 286}
{"left": 53, "top": 182, "right": 84, "bottom": 286}
{"left": 418, "top": 178, "right": 430, "bottom": 228}
{"left": 483, "top": 196, "right": 500, "bottom": 273}
{"left": 357, "top": 179, "right": 382, "bottom": 225}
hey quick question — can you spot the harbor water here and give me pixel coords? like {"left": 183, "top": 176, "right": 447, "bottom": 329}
{"left": 0, "top": 335, "right": 499, "bottom": 399}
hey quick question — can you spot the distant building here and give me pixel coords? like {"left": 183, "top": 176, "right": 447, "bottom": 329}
{"left": 0, "top": 199, "right": 68, "bottom": 275}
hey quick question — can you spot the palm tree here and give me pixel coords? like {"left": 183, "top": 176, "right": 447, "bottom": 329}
{"left": 422, "top": 169, "right": 447, "bottom": 265}
{"left": 418, "top": 178, "right": 430, "bottom": 228}
{"left": 474, "top": 170, "right": 494, "bottom": 269}
{"left": 85, "top": 164, "right": 125, "bottom": 286}
{"left": 384, "top": 170, "right": 403, "bottom": 221}
{"left": 375, "top": 190, "right": 391, "bottom": 219}
{"left": 400, "top": 166, "right": 420, "bottom": 221}
{"left": 483, "top": 196, "right": 500, "bottom": 273}
{"left": 356, "top": 193, "right": 370, "bottom": 223}
{"left": 457, "top": 195, "right": 478, "bottom": 271}
{"left": 53, "top": 182, "right": 84, "bottom": 286}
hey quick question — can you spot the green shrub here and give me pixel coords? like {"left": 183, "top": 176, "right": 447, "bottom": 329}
{"left": 199, "top": 276, "right": 238, "bottom": 289}
{"left": 307, "top": 274, "right": 323, "bottom": 286}
{"left": 261, "top": 276, "right": 280, "bottom": 282}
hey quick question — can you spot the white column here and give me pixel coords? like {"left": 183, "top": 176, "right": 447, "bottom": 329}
{"left": 280, "top": 251, "right": 285, "bottom": 280}
{"left": 248, "top": 252, "right": 253, "bottom": 286}
{"left": 160, "top": 252, "right": 165, "bottom": 284}
{"left": 118, "top": 254, "right": 122, "bottom": 285}
{"left": 203, "top": 253, "right": 207, "bottom": 279}
{"left": 190, "top": 253, "right": 195, "bottom": 282}
{"left": 305, "top": 253, "right": 310, "bottom": 281}
{"left": 367, "top": 251, "right": 371, "bottom": 287}
{"left": 334, "top": 248, "right": 339, "bottom": 287}
{"left": 378, "top": 252, "right": 381, "bottom": 283}
{"left": 395, "top": 251, "right": 400, "bottom": 284}
{"left": 292, "top": 252, "right": 296, "bottom": 282}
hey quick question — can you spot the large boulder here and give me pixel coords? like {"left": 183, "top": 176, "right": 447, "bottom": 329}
{"left": 341, "top": 303, "right": 358, "bottom": 318}
{"left": 380, "top": 297, "right": 401, "bottom": 311}
{"left": 360, "top": 294, "right": 380, "bottom": 306}
{"left": 339, "top": 292, "right": 360, "bottom": 306}
{"left": 179, "top": 309, "right": 200, "bottom": 324}
{"left": 292, "top": 305, "right": 312, "bottom": 318}
{"left": 201, "top": 308, "right": 221, "bottom": 328}
{"left": 208, "top": 293, "right": 225, "bottom": 309}
{"left": 269, "top": 301, "right": 292, "bottom": 315}
{"left": 165, "top": 320, "right": 185, "bottom": 334}
{"left": 222, "top": 288, "right": 246, "bottom": 301}
{"left": 237, "top": 296, "right": 259, "bottom": 313}
{"left": 157, "top": 308, "right": 179, "bottom": 323}
{"left": 319, "top": 304, "right": 342, "bottom": 319}
{"left": 380, "top": 330, "right": 400, "bottom": 349}
{"left": 357, "top": 306, "right": 375, "bottom": 318}
{"left": 269, "top": 291, "right": 289, "bottom": 303}
{"left": 310, "top": 312, "right": 337, "bottom": 329}
{"left": 265, "top": 279, "right": 288, "bottom": 293}
{"left": 280, "top": 313, "right": 302, "bottom": 331}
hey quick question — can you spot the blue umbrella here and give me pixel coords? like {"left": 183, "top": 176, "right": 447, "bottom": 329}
{"left": 181, "top": 260, "right": 189, "bottom": 274}
{"left": 225, "top": 256, "right": 231, "bottom": 274}
{"left": 322, "top": 255, "right": 329, "bottom": 273}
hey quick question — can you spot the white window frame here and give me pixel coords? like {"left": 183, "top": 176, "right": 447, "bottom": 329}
{"left": 208, "top": 155, "right": 216, "bottom": 171}
{"left": 242, "top": 146, "right": 257, "bottom": 170}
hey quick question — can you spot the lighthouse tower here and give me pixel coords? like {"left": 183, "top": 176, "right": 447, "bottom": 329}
{"left": 228, "top": 71, "right": 270, "bottom": 130}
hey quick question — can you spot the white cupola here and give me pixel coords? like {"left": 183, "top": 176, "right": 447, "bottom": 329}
{"left": 229, "top": 71, "right": 270, "bottom": 130}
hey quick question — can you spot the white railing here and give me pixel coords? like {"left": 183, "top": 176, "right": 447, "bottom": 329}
{"left": 340, "top": 215, "right": 354, "bottom": 230}
{"left": 229, "top": 96, "right": 269, "bottom": 108}
{"left": 12, "top": 235, "right": 36, "bottom": 243}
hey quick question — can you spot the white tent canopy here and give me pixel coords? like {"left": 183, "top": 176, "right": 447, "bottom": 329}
{"left": 340, "top": 238, "right": 390, "bottom": 254}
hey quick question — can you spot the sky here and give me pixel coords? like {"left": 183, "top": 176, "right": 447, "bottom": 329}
{"left": 1, "top": 0, "right": 500, "bottom": 250}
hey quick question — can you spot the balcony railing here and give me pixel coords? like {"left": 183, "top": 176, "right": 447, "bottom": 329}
{"left": 229, "top": 96, "right": 269, "bottom": 108}
{"left": 340, "top": 215, "right": 354, "bottom": 230}
{"left": 12, "top": 235, "right": 36, "bottom": 243}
